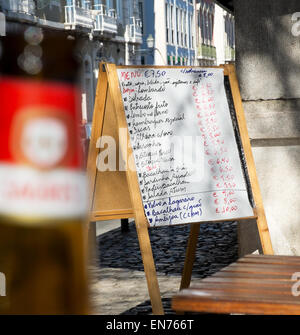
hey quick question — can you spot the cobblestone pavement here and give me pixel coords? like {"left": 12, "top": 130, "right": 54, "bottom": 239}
{"left": 91, "top": 221, "right": 238, "bottom": 315}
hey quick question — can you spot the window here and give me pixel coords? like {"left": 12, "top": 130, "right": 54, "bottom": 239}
{"left": 117, "top": 0, "right": 123, "bottom": 22}
{"left": 189, "top": 13, "right": 194, "bottom": 49}
{"left": 225, "top": 14, "right": 232, "bottom": 48}
{"left": 184, "top": 11, "right": 187, "bottom": 47}
{"left": 208, "top": 13, "right": 212, "bottom": 44}
{"left": 205, "top": 10, "right": 209, "bottom": 44}
{"left": 211, "top": 13, "right": 214, "bottom": 45}
{"left": 230, "top": 18, "right": 235, "bottom": 48}
{"left": 182, "top": 11, "right": 185, "bottom": 47}
{"left": 176, "top": 8, "right": 179, "bottom": 44}
{"left": 232, "top": 20, "right": 235, "bottom": 47}
{"left": 166, "top": 4, "right": 170, "bottom": 43}
{"left": 170, "top": 4, "right": 174, "bottom": 44}
{"left": 85, "top": 0, "right": 92, "bottom": 9}
{"left": 181, "top": 9, "right": 184, "bottom": 46}
{"left": 128, "top": 0, "right": 133, "bottom": 19}
{"left": 106, "top": 0, "right": 117, "bottom": 10}
{"left": 138, "top": 1, "right": 143, "bottom": 34}
{"left": 200, "top": 10, "right": 206, "bottom": 44}
{"left": 191, "top": 13, "right": 194, "bottom": 48}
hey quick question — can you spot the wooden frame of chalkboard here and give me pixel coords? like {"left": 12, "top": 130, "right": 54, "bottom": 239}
{"left": 87, "top": 63, "right": 273, "bottom": 315}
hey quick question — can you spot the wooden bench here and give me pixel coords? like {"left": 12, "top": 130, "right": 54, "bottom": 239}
{"left": 172, "top": 254, "right": 300, "bottom": 315}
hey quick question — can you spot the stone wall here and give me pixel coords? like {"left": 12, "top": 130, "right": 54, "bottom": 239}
{"left": 234, "top": 0, "right": 300, "bottom": 255}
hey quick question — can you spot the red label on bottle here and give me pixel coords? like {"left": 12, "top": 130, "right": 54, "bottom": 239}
{"left": 0, "top": 77, "right": 87, "bottom": 220}
{"left": 0, "top": 77, "right": 82, "bottom": 168}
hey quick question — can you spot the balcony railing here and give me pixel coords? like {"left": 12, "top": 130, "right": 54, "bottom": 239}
{"left": 65, "top": 4, "right": 94, "bottom": 30}
{"left": 129, "top": 17, "right": 142, "bottom": 43}
{"left": 197, "top": 43, "right": 216, "bottom": 60}
{"left": 1, "top": 0, "right": 35, "bottom": 17}
{"left": 92, "top": 4, "right": 117, "bottom": 34}
{"left": 225, "top": 46, "right": 235, "bottom": 62}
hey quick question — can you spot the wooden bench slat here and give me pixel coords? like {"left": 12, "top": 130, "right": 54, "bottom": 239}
{"left": 212, "top": 271, "right": 293, "bottom": 280}
{"left": 202, "top": 276, "right": 294, "bottom": 287}
{"left": 174, "top": 288, "right": 300, "bottom": 304}
{"left": 228, "top": 262, "right": 300, "bottom": 271}
{"left": 189, "top": 282, "right": 293, "bottom": 294}
{"left": 222, "top": 263, "right": 300, "bottom": 275}
{"left": 245, "top": 254, "right": 300, "bottom": 261}
{"left": 172, "top": 298, "right": 300, "bottom": 315}
{"left": 239, "top": 256, "right": 300, "bottom": 265}
{"left": 234, "top": 262, "right": 300, "bottom": 270}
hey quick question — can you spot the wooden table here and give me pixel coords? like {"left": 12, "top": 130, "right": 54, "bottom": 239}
{"left": 172, "top": 254, "right": 300, "bottom": 315}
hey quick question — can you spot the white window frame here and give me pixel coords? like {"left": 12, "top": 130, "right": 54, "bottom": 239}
{"left": 170, "top": 4, "right": 174, "bottom": 44}
{"left": 166, "top": 3, "right": 170, "bottom": 44}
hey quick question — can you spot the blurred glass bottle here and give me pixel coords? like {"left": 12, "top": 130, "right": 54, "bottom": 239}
{"left": 0, "top": 22, "right": 89, "bottom": 314}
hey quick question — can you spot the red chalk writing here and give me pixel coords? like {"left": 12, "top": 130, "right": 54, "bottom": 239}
{"left": 192, "top": 81, "right": 238, "bottom": 214}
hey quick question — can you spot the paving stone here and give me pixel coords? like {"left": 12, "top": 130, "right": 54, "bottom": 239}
{"left": 92, "top": 221, "right": 238, "bottom": 314}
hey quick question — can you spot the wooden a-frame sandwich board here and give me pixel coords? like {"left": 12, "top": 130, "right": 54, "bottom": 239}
{"left": 87, "top": 63, "right": 274, "bottom": 315}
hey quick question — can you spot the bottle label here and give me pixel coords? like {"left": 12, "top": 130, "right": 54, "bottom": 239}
{"left": 0, "top": 77, "right": 87, "bottom": 220}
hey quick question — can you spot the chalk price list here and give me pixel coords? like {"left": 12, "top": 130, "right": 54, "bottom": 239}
{"left": 117, "top": 67, "right": 253, "bottom": 226}
{"left": 119, "top": 68, "right": 204, "bottom": 226}
{"left": 192, "top": 83, "right": 238, "bottom": 215}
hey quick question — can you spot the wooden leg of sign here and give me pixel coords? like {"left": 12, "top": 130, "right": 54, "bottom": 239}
{"left": 135, "top": 221, "right": 164, "bottom": 315}
{"left": 180, "top": 223, "right": 201, "bottom": 290}
{"left": 106, "top": 63, "right": 163, "bottom": 315}
{"left": 227, "top": 65, "right": 274, "bottom": 255}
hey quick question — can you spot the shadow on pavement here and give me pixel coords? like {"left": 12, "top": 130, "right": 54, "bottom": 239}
{"left": 97, "top": 221, "right": 238, "bottom": 315}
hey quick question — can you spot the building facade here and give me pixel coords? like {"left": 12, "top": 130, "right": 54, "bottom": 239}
{"left": 139, "top": 0, "right": 196, "bottom": 66}
{"left": 196, "top": 0, "right": 215, "bottom": 65}
{"left": 196, "top": 0, "right": 235, "bottom": 66}
{"left": 0, "top": 0, "right": 235, "bottom": 123}
{"left": 137, "top": 0, "right": 234, "bottom": 67}
{"left": 0, "top": 0, "right": 143, "bottom": 123}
